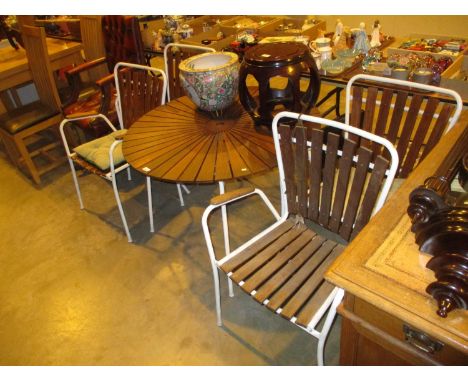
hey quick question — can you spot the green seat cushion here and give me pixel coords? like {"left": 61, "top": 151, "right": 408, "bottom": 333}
{"left": 0, "top": 101, "right": 59, "bottom": 134}
{"left": 73, "top": 129, "right": 127, "bottom": 171}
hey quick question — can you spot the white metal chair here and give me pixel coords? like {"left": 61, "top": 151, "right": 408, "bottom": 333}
{"left": 345, "top": 74, "right": 462, "bottom": 178}
{"left": 202, "top": 111, "right": 399, "bottom": 365}
{"left": 163, "top": 43, "right": 216, "bottom": 102}
{"left": 59, "top": 63, "right": 168, "bottom": 242}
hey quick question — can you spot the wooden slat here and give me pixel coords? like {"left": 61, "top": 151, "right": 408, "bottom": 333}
{"left": 360, "top": 86, "right": 378, "bottom": 148}
{"left": 328, "top": 138, "right": 357, "bottom": 233}
{"left": 339, "top": 146, "right": 372, "bottom": 241}
{"left": 318, "top": 133, "right": 340, "bottom": 227}
{"left": 399, "top": 97, "right": 439, "bottom": 178}
{"left": 221, "top": 220, "right": 296, "bottom": 273}
{"left": 253, "top": 234, "right": 327, "bottom": 303}
{"left": 279, "top": 244, "right": 342, "bottom": 320}
{"left": 395, "top": 94, "right": 424, "bottom": 174}
{"left": 295, "top": 281, "right": 337, "bottom": 328}
{"left": 230, "top": 224, "right": 308, "bottom": 284}
{"left": 279, "top": 124, "right": 297, "bottom": 214}
{"left": 307, "top": 128, "right": 324, "bottom": 221}
{"left": 350, "top": 155, "right": 389, "bottom": 240}
{"left": 349, "top": 86, "right": 363, "bottom": 143}
{"left": 371, "top": 88, "right": 394, "bottom": 158}
{"left": 295, "top": 125, "right": 309, "bottom": 217}
{"left": 420, "top": 104, "right": 454, "bottom": 162}
{"left": 241, "top": 229, "right": 316, "bottom": 292}
{"left": 386, "top": 90, "right": 408, "bottom": 146}
{"left": 266, "top": 239, "right": 337, "bottom": 311}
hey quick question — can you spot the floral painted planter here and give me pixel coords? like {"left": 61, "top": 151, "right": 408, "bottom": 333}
{"left": 179, "top": 51, "right": 239, "bottom": 112}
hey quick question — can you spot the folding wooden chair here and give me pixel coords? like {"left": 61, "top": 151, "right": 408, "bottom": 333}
{"left": 202, "top": 111, "right": 398, "bottom": 365}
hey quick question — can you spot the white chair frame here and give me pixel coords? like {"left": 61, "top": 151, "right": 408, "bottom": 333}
{"left": 114, "top": 62, "right": 190, "bottom": 232}
{"left": 202, "top": 111, "right": 399, "bottom": 365}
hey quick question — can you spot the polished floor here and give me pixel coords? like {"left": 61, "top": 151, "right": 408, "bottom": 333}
{"left": 0, "top": 87, "right": 343, "bottom": 366}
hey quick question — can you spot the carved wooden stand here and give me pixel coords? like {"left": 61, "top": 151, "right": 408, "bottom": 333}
{"left": 407, "top": 128, "right": 468, "bottom": 318}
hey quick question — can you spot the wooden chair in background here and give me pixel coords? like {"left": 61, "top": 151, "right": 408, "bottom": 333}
{"left": 202, "top": 111, "right": 398, "bottom": 365}
{"left": 0, "top": 25, "right": 65, "bottom": 185}
{"left": 345, "top": 74, "right": 462, "bottom": 179}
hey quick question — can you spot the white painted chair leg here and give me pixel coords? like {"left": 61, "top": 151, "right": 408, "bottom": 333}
{"left": 147, "top": 176, "right": 154, "bottom": 233}
{"left": 126, "top": 167, "right": 132, "bottom": 181}
{"left": 212, "top": 266, "right": 223, "bottom": 326}
{"left": 181, "top": 184, "right": 190, "bottom": 194}
{"left": 68, "top": 158, "right": 84, "bottom": 209}
{"left": 316, "top": 288, "right": 345, "bottom": 366}
{"left": 176, "top": 183, "right": 185, "bottom": 207}
{"left": 111, "top": 174, "right": 132, "bottom": 243}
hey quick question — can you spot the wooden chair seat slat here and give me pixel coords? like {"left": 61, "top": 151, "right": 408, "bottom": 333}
{"left": 252, "top": 233, "right": 327, "bottom": 303}
{"left": 241, "top": 229, "right": 317, "bottom": 293}
{"left": 279, "top": 245, "right": 343, "bottom": 320}
{"left": 221, "top": 220, "right": 296, "bottom": 273}
{"left": 229, "top": 224, "right": 308, "bottom": 284}
{"left": 295, "top": 281, "right": 337, "bottom": 328}
{"left": 266, "top": 239, "right": 338, "bottom": 312}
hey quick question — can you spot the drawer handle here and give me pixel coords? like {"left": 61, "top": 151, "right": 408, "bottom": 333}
{"left": 403, "top": 324, "right": 444, "bottom": 354}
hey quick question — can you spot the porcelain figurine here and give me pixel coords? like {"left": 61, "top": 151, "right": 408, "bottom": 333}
{"left": 333, "top": 19, "right": 343, "bottom": 46}
{"left": 353, "top": 22, "right": 371, "bottom": 54}
{"left": 370, "top": 20, "right": 382, "bottom": 48}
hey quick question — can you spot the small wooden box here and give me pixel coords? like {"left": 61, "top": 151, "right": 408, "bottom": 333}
{"left": 218, "top": 16, "right": 282, "bottom": 36}
{"left": 183, "top": 25, "right": 236, "bottom": 51}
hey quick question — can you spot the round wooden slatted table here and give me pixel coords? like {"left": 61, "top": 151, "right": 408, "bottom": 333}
{"left": 122, "top": 96, "right": 277, "bottom": 184}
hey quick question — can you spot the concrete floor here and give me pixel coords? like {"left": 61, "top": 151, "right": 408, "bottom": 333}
{"left": 0, "top": 87, "right": 342, "bottom": 366}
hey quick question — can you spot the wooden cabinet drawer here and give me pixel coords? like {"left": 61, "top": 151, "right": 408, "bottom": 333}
{"left": 340, "top": 294, "right": 468, "bottom": 365}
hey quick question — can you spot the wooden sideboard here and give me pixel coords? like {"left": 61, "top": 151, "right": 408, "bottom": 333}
{"left": 325, "top": 111, "right": 468, "bottom": 365}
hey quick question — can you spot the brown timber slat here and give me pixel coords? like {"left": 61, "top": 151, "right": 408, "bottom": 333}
{"left": 399, "top": 97, "right": 439, "bottom": 178}
{"left": 395, "top": 94, "right": 424, "bottom": 174}
{"left": 386, "top": 90, "right": 408, "bottom": 147}
{"left": 349, "top": 86, "right": 363, "bottom": 143}
{"left": 253, "top": 234, "right": 327, "bottom": 303}
{"left": 221, "top": 220, "right": 295, "bottom": 274}
{"left": 278, "top": 242, "right": 341, "bottom": 319}
{"left": 420, "top": 103, "right": 454, "bottom": 162}
{"left": 307, "top": 128, "right": 324, "bottom": 221}
{"left": 318, "top": 133, "right": 340, "bottom": 227}
{"left": 339, "top": 146, "right": 372, "bottom": 241}
{"left": 328, "top": 138, "right": 357, "bottom": 233}
{"left": 351, "top": 155, "right": 389, "bottom": 240}
{"left": 230, "top": 224, "right": 308, "bottom": 284}
{"left": 241, "top": 229, "right": 316, "bottom": 293}
{"left": 295, "top": 126, "right": 308, "bottom": 217}
{"left": 295, "top": 281, "right": 337, "bottom": 328}
{"left": 371, "top": 88, "right": 393, "bottom": 158}
{"left": 279, "top": 124, "right": 297, "bottom": 214}
{"left": 266, "top": 239, "right": 337, "bottom": 312}
{"left": 361, "top": 86, "right": 378, "bottom": 148}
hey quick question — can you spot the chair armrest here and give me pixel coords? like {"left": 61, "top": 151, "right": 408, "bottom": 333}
{"left": 209, "top": 187, "right": 256, "bottom": 206}
{"left": 66, "top": 57, "right": 107, "bottom": 77}
{"left": 96, "top": 73, "right": 115, "bottom": 88}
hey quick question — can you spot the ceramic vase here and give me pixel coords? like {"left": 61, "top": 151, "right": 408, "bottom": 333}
{"left": 179, "top": 51, "right": 239, "bottom": 112}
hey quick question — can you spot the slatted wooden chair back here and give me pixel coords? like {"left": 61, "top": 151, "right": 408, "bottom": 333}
{"left": 79, "top": 16, "right": 108, "bottom": 81}
{"left": 163, "top": 43, "right": 215, "bottom": 101}
{"left": 21, "top": 25, "right": 62, "bottom": 112}
{"left": 345, "top": 74, "right": 462, "bottom": 178}
{"left": 114, "top": 63, "right": 167, "bottom": 129}
{"left": 275, "top": 114, "right": 398, "bottom": 243}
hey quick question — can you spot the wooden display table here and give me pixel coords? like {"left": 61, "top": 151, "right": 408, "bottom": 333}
{"left": 325, "top": 111, "right": 468, "bottom": 365}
